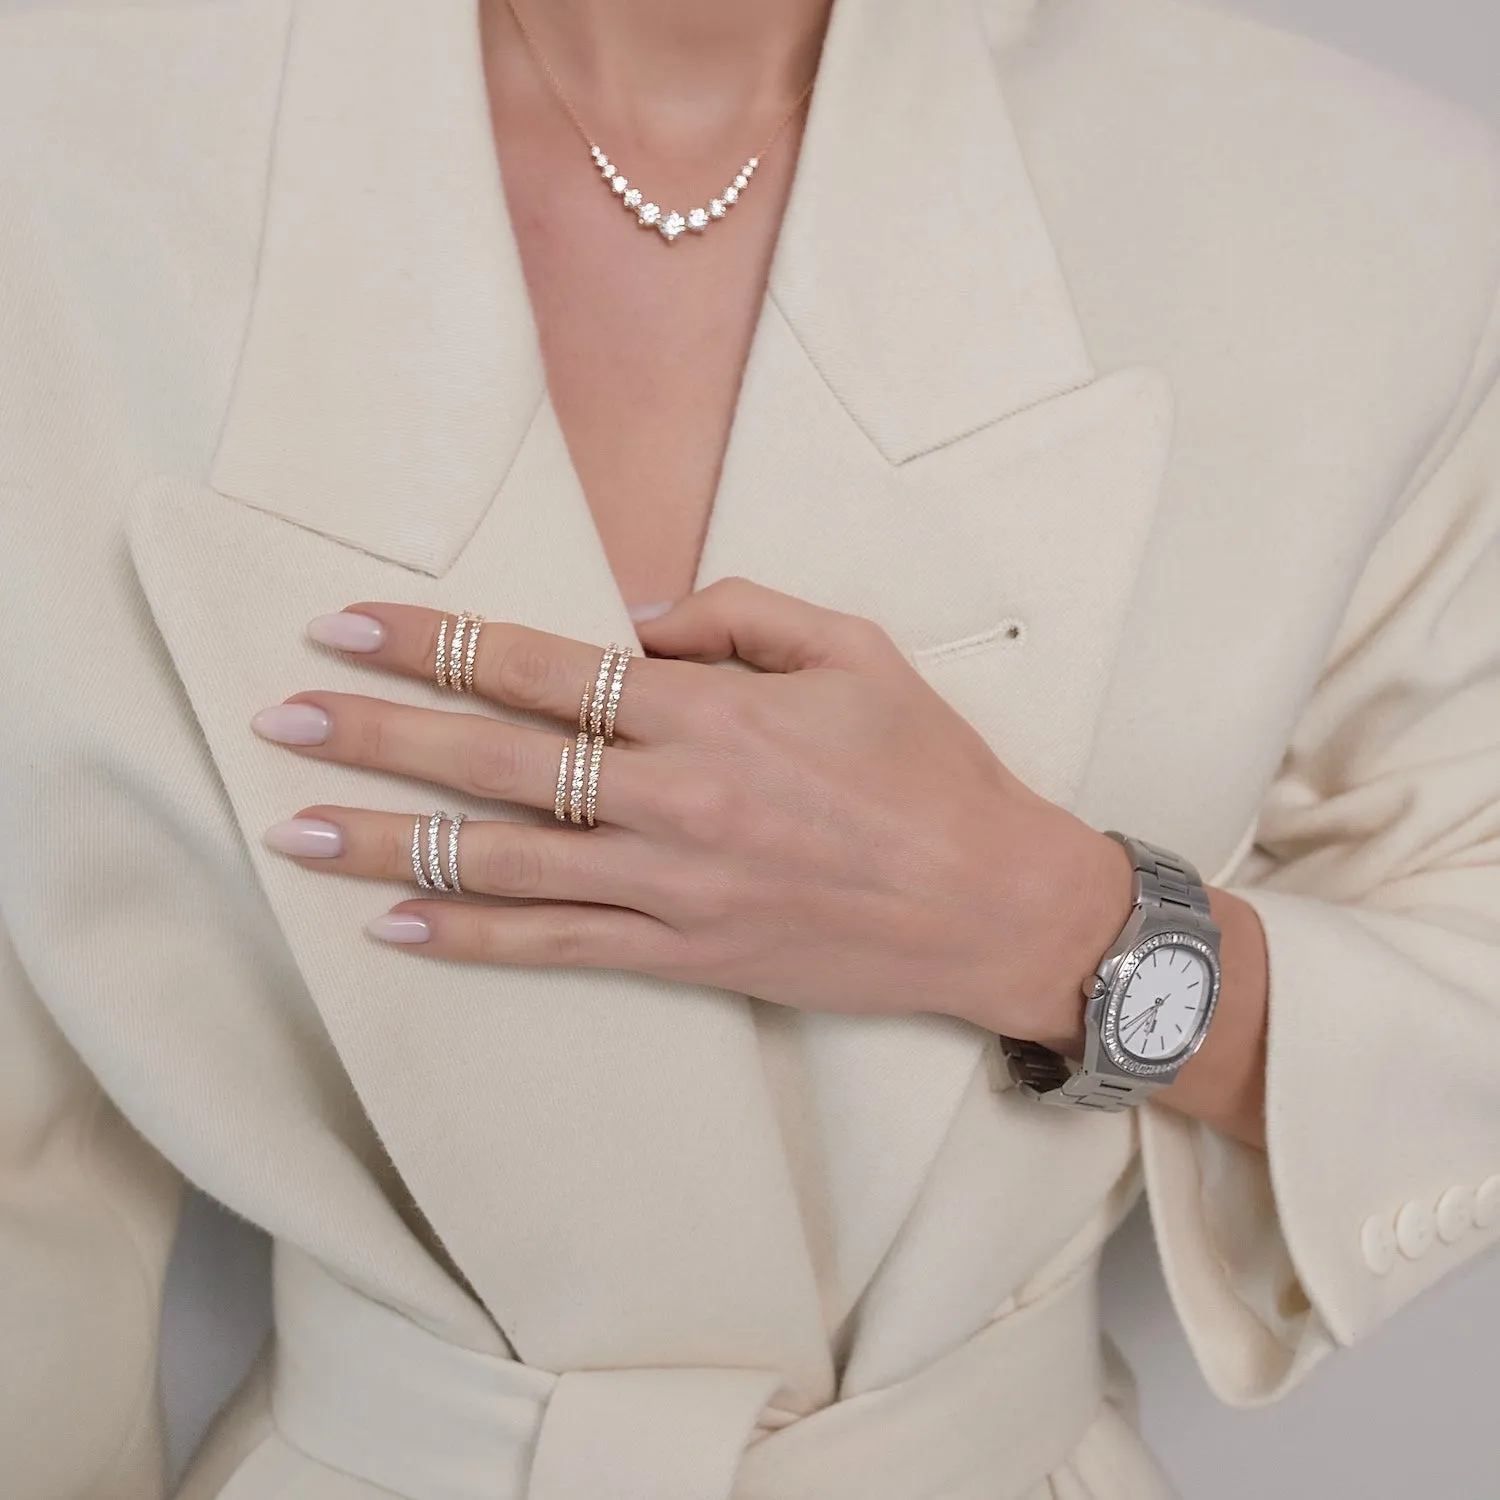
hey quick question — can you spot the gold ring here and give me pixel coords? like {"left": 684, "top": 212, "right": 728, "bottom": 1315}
{"left": 581, "top": 644, "right": 618, "bottom": 736}
{"left": 583, "top": 733, "right": 605, "bottom": 827}
{"left": 568, "top": 727, "right": 590, "bottom": 824}
{"left": 554, "top": 738, "right": 573, "bottom": 823}
{"left": 435, "top": 611, "right": 484, "bottom": 692}
{"left": 576, "top": 675, "right": 591, "bottom": 732}
{"left": 553, "top": 644, "right": 632, "bottom": 827}
{"left": 580, "top": 645, "right": 608, "bottom": 734}
{"left": 601, "top": 645, "right": 630, "bottom": 744}
{"left": 580, "top": 641, "right": 633, "bottom": 743}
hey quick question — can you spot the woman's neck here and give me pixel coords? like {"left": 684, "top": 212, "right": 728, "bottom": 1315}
{"left": 487, "top": 0, "right": 833, "bottom": 152}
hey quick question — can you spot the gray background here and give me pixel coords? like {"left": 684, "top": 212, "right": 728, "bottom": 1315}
{"left": 159, "top": 2, "right": 1500, "bottom": 1495}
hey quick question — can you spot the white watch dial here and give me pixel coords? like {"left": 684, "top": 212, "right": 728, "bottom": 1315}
{"left": 1115, "top": 945, "right": 1212, "bottom": 1061}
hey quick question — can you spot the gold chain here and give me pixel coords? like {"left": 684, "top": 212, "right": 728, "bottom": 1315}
{"left": 503, "top": 0, "right": 817, "bottom": 172}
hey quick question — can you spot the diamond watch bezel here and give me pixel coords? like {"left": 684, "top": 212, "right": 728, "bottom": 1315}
{"left": 1097, "top": 930, "right": 1222, "bottom": 1077}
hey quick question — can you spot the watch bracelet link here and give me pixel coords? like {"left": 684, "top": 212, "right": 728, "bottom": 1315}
{"left": 995, "top": 1034, "right": 1157, "bottom": 1110}
{"left": 1120, "top": 833, "right": 1213, "bottom": 924}
{"left": 993, "top": 832, "right": 1212, "bottom": 1111}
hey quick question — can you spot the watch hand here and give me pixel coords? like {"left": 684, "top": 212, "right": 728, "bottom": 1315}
{"left": 1120, "top": 998, "right": 1166, "bottom": 1045}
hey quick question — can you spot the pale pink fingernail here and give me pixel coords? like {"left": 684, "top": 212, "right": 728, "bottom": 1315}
{"left": 367, "top": 913, "right": 431, "bottom": 944}
{"left": 251, "top": 703, "right": 331, "bottom": 744}
{"left": 307, "top": 611, "right": 385, "bottom": 652}
{"left": 263, "top": 817, "right": 343, "bottom": 857}
{"left": 627, "top": 599, "right": 676, "bottom": 622}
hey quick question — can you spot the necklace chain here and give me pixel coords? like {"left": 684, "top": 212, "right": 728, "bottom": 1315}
{"left": 503, "top": 0, "right": 816, "bottom": 243}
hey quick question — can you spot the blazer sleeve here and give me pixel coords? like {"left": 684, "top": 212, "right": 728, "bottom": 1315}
{"left": 0, "top": 908, "right": 182, "bottom": 1500}
{"left": 1136, "top": 288, "right": 1500, "bottom": 1408}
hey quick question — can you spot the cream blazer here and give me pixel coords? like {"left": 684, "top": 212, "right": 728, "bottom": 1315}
{"left": 3, "top": 0, "right": 1500, "bottom": 1497}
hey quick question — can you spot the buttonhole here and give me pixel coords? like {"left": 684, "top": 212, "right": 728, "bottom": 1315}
{"left": 912, "top": 616, "right": 1028, "bottom": 666}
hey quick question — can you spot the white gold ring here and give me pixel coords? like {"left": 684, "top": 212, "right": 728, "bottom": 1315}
{"left": 411, "top": 810, "right": 465, "bottom": 891}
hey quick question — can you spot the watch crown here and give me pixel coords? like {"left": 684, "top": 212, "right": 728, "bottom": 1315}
{"left": 1084, "top": 975, "right": 1109, "bottom": 1001}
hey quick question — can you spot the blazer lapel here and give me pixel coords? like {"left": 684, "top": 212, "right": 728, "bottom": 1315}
{"left": 130, "top": 0, "right": 833, "bottom": 1401}
{"left": 699, "top": 0, "right": 1175, "bottom": 1347}
{"left": 125, "top": 0, "right": 1175, "bottom": 1396}
{"left": 208, "top": 0, "right": 542, "bottom": 581}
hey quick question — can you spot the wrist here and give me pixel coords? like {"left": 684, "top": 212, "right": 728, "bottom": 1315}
{"left": 1020, "top": 823, "right": 1135, "bottom": 1060}
{"left": 1151, "top": 886, "right": 1268, "bottom": 1148}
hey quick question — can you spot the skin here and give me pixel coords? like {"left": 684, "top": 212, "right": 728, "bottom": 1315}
{"left": 480, "top": 0, "right": 829, "bottom": 610}
{"left": 252, "top": 0, "right": 1271, "bottom": 1152}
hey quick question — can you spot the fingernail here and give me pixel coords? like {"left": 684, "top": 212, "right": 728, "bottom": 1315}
{"left": 251, "top": 703, "right": 331, "bottom": 744}
{"left": 367, "top": 912, "right": 432, "bottom": 944}
{"left": 263, "top": 817, "right": 343, "bottom": 857}
{"left": 628, "top": 599, "right": 676, "bottom": 622}
{"left": 307, "top": 611, "right": 385, "bottom": 652}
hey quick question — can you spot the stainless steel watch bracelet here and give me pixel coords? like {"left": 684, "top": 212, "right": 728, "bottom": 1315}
{"left": 1115, "top": 832, "right": 1213, "bottom": 925}
{"left": 992, "top": 1033, "right": 1147, "bottom": 1110}
{"left": 991, "top": 833, "right": 1217, "bottom": 1111}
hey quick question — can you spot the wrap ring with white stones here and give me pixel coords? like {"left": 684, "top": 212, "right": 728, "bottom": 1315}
{"left": 410, "top": 809, "right": 465, "bottom": 891}
{"left": 433, "top": 611, "right": 483, "bottom": 693}
{"left": 554, "top": 641, "right": 632, "bottom": 828}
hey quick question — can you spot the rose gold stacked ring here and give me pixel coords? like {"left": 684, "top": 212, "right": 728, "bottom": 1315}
{"left": 554, "top": 642, "right": 632, "bottom": 827}
{"left": 582, "top": 640, "right": 631, "bottom": 745}
{"left": 434, "top": 611, "right": 484, "bottom": 693}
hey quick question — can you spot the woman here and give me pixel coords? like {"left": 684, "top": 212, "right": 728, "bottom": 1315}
{"left": 2, "top": 0, "right": 1497, "bottom": 1495}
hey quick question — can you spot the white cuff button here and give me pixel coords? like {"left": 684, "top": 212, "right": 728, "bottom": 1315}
{"left": 1395, "top": 1200, "right": 1435, "bottom": 1260}
{"left": 1360, "top": 1214, "right": 1397, "bottom": 1275}
{"left": 1477, "top": 1175, "right": 1500, "bottom": 1230}
{"left": 1436, "top": 1186, "right": 1475, "bottom": 1244}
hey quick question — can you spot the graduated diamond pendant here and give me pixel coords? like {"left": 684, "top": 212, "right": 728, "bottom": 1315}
{"left": 503, "top": 0, "right": 813, "bottom": 248}
{"left": 589, "top": 144, "right": 760, "bottom": 243}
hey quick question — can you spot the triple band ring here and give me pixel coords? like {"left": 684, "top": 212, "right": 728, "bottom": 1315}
{"left": 411, "top": 809, "right": 465, "bottom": 892}
{"left": 556, "top": 641, "right": 632, "bottom": 829}
{"left": 414, "top": 623, "right": 635, "bottom": 889}
{"left": 435, "top": 610, "right": 484, "bottom": 693}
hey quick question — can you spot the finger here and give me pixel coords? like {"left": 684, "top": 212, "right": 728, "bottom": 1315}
{"left": 262, "top": 804, "right": 669, "bottom": 907}
{"left": 633, "top": 576, "right": 905, "bottom": 674}
{"left": 254, "top": 692, "right": 649, "bottom": 825}
{"left": 365, "top": 896, "right": 692, "bottom": 976}
{"left": 306, "top": 603, "right": 703, "bottom": 742}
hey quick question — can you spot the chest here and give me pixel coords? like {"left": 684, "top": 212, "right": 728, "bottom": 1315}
{"left": 487, "top": 82, "right": 805, "bottom": 612}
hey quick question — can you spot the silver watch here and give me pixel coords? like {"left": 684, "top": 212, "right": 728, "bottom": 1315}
{"left": 990, "top": 832, "right": 1223, "bottom": 1111}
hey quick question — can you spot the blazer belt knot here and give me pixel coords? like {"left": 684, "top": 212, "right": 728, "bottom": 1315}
{"left": 269, "top": 1242, "right": 1106, "bottom": 1500}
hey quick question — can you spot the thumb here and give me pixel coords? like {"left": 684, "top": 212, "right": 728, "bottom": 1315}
{"left": 634, "top": 576, "right": 902, "bottom": 674}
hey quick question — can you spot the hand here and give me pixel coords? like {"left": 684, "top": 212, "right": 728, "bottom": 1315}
{"left": 249, "top": 578, "right": 1129, "bottom": 1040}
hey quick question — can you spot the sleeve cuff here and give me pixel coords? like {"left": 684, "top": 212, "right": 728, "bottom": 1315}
{"left": 1139, "top": 880, "right": 1500, "bottom": 1406}
{"left": 1138, "top": 1097, "right": 1338, "bottom": 1407}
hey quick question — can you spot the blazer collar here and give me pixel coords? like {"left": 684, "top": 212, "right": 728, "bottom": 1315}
{"left": 211, "top": 0, "right": 1085, "bottom": 578}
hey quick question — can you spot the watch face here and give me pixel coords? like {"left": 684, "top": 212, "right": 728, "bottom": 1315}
{"left": 1115, "top": 943, "right": 1213, "bottom": 1062}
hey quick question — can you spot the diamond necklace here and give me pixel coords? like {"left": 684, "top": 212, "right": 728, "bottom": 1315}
{"left": 503, "top": 0, "right": 817, "bottom": 243}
